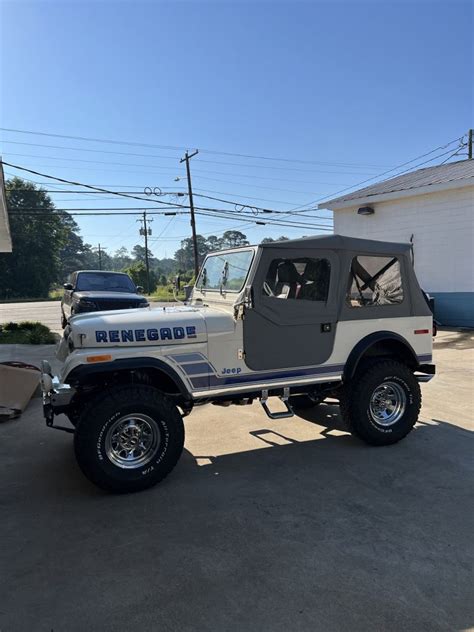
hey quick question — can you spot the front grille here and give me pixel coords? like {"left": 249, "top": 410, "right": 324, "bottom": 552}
{"left": 96, "top": 300, "right": 142, "bottom": 311}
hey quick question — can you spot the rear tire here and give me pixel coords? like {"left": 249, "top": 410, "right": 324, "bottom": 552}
{"left": 74, "top": 385, "right": 184, "bottom": 493}
{"left": 340, "top": 360, "right": 421, "bottom": 446}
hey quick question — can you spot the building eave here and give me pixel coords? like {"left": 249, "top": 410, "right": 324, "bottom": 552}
{"left": 318, "top": 175, "right": 474, "bottom": 211}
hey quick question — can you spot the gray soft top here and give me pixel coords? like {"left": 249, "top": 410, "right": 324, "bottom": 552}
{"left": 260, "top": 234, "right": 411, "bottom": 255}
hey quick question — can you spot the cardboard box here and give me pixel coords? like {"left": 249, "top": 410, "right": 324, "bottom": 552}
{"left": 0, "top": 362, "right": 41, "bottom": 413}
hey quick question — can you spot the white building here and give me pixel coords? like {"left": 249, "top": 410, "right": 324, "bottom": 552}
{"left": 319, "top": 159, "right": 474, "bottom": 327}
{"left": 0, "top": 162, "right": 12, "bottom": 253}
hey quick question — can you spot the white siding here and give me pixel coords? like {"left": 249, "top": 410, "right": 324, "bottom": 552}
{"left": 333, "top": 185, "right": 474, "bottom": 293}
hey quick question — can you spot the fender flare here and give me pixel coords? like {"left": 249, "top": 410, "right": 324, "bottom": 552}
{"left": 343, "top": 331, "right": 419, "bottom": 381}
{"left": 65, "top": 357, "right": 191, "bottom": 400}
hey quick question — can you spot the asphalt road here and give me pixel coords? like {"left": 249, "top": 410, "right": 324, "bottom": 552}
{"left": 0, "top": 299, "right": 176, "bottom": 334}
{"left": 0, "top": 331, "right": 472, "bottom": 631}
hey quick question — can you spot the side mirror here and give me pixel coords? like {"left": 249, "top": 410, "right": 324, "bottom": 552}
{"left": 136, "top": 286, "right": 144, "bottom": 294}
{"left": 63, "top": 283, "right": 73, "bottom": 291}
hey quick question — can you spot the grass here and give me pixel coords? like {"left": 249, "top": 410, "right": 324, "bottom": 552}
{"left": 0, "top": 285, "right": 189, "bottom": 304}
{"left": 0, "top": 321, "right": 56, "bottom": 345}
{"left": 147, "top": 285, "right": 187, "bottom": 302}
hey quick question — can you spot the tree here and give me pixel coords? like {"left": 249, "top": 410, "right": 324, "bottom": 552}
{"left": 261, "top": 236, "right": 289, "bottom": 244}
{"left": 174, "top": 235, "right": 209, "bottom": 272}
{"left": 0, "top": 178, "right": 83, "bottom": 298}
{"left": 132, "top": 244, "right": 154, "bottom": 263}
{"left": 206, "top": 235, "right": 223, "bottom": 252}
{"left": 57, "top": 232, "right": 93, "bottom": 281}
{"left": 111, "top": 246, "right": 133, "bottom": 271}
{"left": 220, "top": 230, "right": 249, "bottom": 249}
{"left": 123, "top": 261, "right": 157, "bottom": 292}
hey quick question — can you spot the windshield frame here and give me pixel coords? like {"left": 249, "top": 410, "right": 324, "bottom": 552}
{"left": 75, "top": 272, "right": 137, "bottom": 293}
{"left": 196, "top": 248, "right": 256, "bottom": 294}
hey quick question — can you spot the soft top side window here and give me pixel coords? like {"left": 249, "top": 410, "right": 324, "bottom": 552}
{"left": 347, "top": 256, "right": 403, "bottom": 307}
{"left": 262, "top": 257, "right": 331, "bottom": 301}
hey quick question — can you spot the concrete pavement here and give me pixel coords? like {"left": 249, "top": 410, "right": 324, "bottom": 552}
{"left": 0, "top": 331, "right": 472, "bottom": 631}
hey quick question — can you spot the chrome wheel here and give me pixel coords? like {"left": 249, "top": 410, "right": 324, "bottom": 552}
{"left": 369, "top": 381, "right": 407, "bottom": 426}
{"left": 105, "top": 414, "right": 160, "bottom": 469}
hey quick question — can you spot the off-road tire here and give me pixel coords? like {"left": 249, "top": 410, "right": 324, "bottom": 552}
{"left": 340, "top": 360, "right": 421, "bottom": 446}
{"left": 74, "top": 385, "right": 184, "bottom": 493}
{"left": 66, "top": 406, "right": 82, "bottom": 427}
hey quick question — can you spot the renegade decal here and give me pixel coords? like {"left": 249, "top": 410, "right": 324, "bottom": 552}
{"left": 95, "top": 325, "right": 197, "bottom": 343}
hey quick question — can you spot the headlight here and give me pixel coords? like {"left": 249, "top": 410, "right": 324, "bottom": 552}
{"left": 77, "top": 299, "right": 98, "bottom": 310}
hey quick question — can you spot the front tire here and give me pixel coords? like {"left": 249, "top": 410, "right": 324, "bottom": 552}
{"left": 74, "top": 385, "right": 184, "bottom": 492}
{"left": 340, "top": 360, "right": 421, "bottom": 446}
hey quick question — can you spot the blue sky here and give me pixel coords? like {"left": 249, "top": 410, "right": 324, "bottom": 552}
{"left": 0, "top": 0, "right": 472, "bottom": 259}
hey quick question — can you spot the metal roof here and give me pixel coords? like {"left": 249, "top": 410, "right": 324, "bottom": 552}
{"left": 318, "top": 159, "right": 474, "bottom": 209}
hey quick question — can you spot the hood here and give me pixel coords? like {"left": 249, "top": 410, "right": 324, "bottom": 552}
{"left": 69, "top": 305, "right": 208, "bottom": 348}
{"left": 72, "top": 291, "right": 144, "bottom": 301}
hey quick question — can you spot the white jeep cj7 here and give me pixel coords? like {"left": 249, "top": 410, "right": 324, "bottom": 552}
{"left": 41, "top": 235, "right": 435, "bottom": 492}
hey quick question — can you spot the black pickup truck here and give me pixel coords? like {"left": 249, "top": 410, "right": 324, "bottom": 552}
{"left": 61, "top": 270, "right": 149, "bottom": 328}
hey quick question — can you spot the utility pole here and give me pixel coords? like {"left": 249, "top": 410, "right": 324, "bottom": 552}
{"left": 180, "top": 149, "right": 199, "bottom": 279}
{"left": 93, "top": 243, "right": 106, "bottom": 270}
{"left": 468, "top": 128, "right": 473, "bottom": 160}
{"left": 137, "top": 211, "right": 153, "bottom": 293}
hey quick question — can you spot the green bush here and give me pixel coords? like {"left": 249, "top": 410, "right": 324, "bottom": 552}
{"left": 0, "top": 321, "right": 56, "bottom": 344}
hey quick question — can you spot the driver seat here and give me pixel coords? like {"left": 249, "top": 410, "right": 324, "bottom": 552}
{"left": 274, "top": 261, "right": 300, "bottom": 299}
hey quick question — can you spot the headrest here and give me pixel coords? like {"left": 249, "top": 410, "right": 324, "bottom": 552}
{"left": 277, "top": 261, "right": 300, "bottom": 284}
{"left": 303, "top": 259, "right": 330, "bottom": 282}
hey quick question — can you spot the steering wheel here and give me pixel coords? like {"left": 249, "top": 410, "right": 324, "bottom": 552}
{"left": 263, "top": 281, "right": 274, "bottom": 297}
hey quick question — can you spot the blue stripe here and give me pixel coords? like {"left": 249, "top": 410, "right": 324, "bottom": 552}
{"left": 191, "top": 376, "right": 210, "bottom": 388}
{"left": 168, "top": 353, "right": 204, "bottom": 363}
{"left": 417, "top": 354, "right": 432, "bottom": 362}
{"left": 182, "top": 362, "right": 213, "bottom": 376}
{"left": 191, "top": 364, "right": 344, "bottom": 389}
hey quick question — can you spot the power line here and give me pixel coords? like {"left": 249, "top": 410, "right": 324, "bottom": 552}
{"left": 0, "top": 126, "right": 394, "bottom": 169}
{"left": 283, "top": 136, "right": 466, "bottom": 215}
{"left": 8, "top": 205, "right": 332, "bottom": 230}
{"left": 3, "top": 162, "right": 333, "bottom": 220}
{"left": 0, "top": 139, "right": 388, "bottom": 174}
{"left": 3, "top": 154, "right": 345, "bottom": 193}
{"left": 1, "top": 161, "right": 185, "bottom": 207}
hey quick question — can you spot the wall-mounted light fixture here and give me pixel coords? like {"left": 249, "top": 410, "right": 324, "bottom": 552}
{"left": 357, "top": 206, "right": 375, "bottom": 216}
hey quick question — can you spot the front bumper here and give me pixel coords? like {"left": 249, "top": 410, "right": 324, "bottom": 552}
{"left": 41, "top": 362, "right": 76, "bottom": 429}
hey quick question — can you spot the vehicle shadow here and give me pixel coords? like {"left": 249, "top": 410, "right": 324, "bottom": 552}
{"left": 2, "top": 405, "right": 473, "bottom": 631}
{"left": 433, "top": 329, "right": 474, "bottom": 350}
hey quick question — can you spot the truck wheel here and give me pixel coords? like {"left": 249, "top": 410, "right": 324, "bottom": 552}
{"left": 74, "top": 385, "right": 184, "bottom": 493}
{"left": 340, "top": 360, "right": 421, "bottom": 446}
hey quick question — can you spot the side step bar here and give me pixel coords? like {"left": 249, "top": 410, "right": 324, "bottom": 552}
{"left": 260, "top": 388, "right": 295, "bottom": 420}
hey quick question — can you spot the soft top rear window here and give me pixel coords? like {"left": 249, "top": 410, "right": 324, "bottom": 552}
{"left": 347, "top": 256, "right": 403, "bottom": 307}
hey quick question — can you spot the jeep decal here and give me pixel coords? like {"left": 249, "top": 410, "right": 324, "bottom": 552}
{"left": 95, "top": 326, "right": 197, "bottom": 343}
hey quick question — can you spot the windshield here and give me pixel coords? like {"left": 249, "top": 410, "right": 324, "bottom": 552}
{"left": 75, "top": 272, "right": 136, "bottom": 293}
{"left": 197, "top": 250, "right": 254, "bottom": 292}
